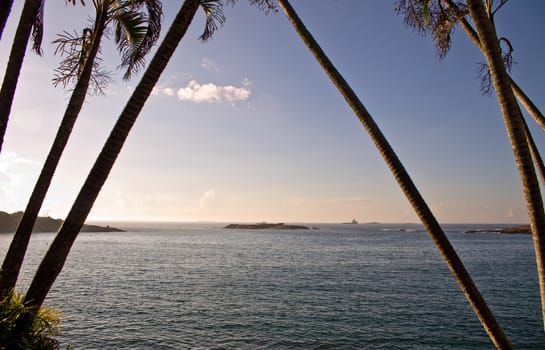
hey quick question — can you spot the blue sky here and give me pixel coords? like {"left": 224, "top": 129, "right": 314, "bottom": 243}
{"left": 1, "top": 0, "right": 544, "bottom": 223}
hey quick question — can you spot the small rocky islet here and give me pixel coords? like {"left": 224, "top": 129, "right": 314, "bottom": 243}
{"left": 224, "top": 223, "right": 313, "bottom": 230}
{"left": 465, "top": 225, "right": 531, "bottom": 234}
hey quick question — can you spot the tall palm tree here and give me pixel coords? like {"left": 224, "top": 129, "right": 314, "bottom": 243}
{"left": 397, "top": 0, "right": 545, "bottom": 332}
{"left": 15, "top": 0, "right": 276, "bottom": 335}
{"left": 0, "top": 0, "right": 162, "bottom": 297}
{"left": 0, "top": 0, "right": 14, "bottom": 41}
{"left": 466, "top": 0, "right": 545, "bottom": 333}
{"left": 276, "top": 0, "right": 511, "bottom": 348}
{"left": 0, "top": 0, "right": 43, "bottom": 155}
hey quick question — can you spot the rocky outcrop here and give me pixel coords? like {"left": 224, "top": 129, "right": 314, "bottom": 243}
{"left": 465, "top": 225, "right": 531, "bottom": 234}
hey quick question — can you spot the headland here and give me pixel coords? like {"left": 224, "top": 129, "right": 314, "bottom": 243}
{"left": 0, "top": 211, "right": 124, "bottom": 233}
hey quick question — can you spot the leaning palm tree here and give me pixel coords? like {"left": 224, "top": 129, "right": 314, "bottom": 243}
{"left": 15, "top": 0, "right": 276, "bottom": 336}
{"left": 0, "top": 0, "right": 43, "bottom": 155}
{"left": 397, "top": 0, "right": 545, "bottom": 333}
{"left": 465, "top": 0, "right": 545, "bottom": 333}
{"left": 0, "top": 0, "right": 162, "bottom": 297}
{"left": 276, "top": 0, "right": 511, "bottom": 348}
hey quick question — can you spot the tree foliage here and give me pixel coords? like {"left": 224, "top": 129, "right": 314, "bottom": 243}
{"left": 52, "top": 0, "right": 162, "bottom": 94}
{"left": 0, "top": 291, "right": 62, "bottom": 349}
{"left": 395, "top": 0, "right": 515, "bottom": 94}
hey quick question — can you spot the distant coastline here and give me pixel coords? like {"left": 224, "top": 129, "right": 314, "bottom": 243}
{"left": 0, "top": 211, "right": 124, "bottom": 233}
{"left": 224, "top": 223, "right": 312, "bottom": 230}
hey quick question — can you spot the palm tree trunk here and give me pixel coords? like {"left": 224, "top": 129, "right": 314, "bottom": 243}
{"left": 522, "top": 116, "right": 545, "bottom": 188}
{"left": 467, "top": 0, "right": 545, "bottom": 334}
{"left": 0, "top": 0, "right": 14, "bottom": 41}
{"left": 511, "top": 78, "right": 545, "bottom": 132}
{"left": 0, "top": 0, "right": 42, "bottom": 154}
{"left": 0, "top": 4, "right": 108, "bottom": 297}
{"left": 277, "top": 0, "right": 511, "bottom": 347}
{"left": 18, "top": 0, "right": 200, "bottom": 328}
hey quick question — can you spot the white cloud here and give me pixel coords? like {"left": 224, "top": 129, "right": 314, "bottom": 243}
{"left": 201, "top": 57, "right": 219, "bottom": 72}
{"left": 199, "top": 190, "right": 216, "bottom": 209}
{"left": 0, "top": 152, "right": 40, "bottom": 211}
{"left": 152, "top": 85, "right": 175, "bottom": 96}
{"left": 177, "top": 80, "right": 251, "bottom": 104}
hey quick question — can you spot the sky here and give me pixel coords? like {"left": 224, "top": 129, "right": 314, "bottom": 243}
{"left": 1, "top": 0, "right": 545, "bottom": 224}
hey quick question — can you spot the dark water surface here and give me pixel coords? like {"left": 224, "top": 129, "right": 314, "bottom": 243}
{"left": 1, "top": 223, "right": 544, "bottom": 349}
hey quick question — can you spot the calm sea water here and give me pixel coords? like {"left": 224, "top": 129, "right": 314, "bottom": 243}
{"left": 1, "top": 223, "right": 544, "bottom": 349}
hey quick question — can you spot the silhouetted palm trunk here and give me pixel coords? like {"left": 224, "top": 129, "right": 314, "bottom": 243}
{"left": 0, "top": 0, "right": 42, "bottom": 154}
{"left": 0, "top": 4, "right": 108, "bottom": 297}
{"left": 277, "top": 0, "right": 511, "bottom": 347}
{"left": 16, "top": 0, "right": 200, "bottom": 332}
{"left": 467, "top": 0, "right": 545, "bottom": 334}
{"left": 0, "top": 0, "right": 14, "bottom": 41}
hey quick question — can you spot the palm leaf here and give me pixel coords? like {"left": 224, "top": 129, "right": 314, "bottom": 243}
{"left": 52, "top": 27, "right": 112, "bottom": 95}
{"left": 118, "top": 0, "right": 163, "bottom": 80}
{"left": 199, "top": 0, "right": 225, "bottom": 42}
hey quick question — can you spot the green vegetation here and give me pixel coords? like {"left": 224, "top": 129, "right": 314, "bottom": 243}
{"left": 0, "top": 291, "right": 62, "bottom": 350}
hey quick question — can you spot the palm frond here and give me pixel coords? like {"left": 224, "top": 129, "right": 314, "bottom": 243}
{"left": 52, "top": 27, "right": 112, "bottom": 95}
{"left": 128, "top": 0, "right": 162, "bottom": 55}
{"left": 114, "top": 7, "right": 147, "bottom": 67}
{"left": 431, "top": 6, "right": 458, "bottom": 58}
{"left": 199, "top": 0, "right": 277, "bottom": 43}
{"left": 395, "top": 0, "right": 467, "bottom": 59}
{"left": 476, "top": 37, "right": 516, "bottom": 97}
{"left": 476, "top": 62, "right": 493, "bottom": 96}
{"left": 395, "top": 0, "right": 430, "bottom": 34}
{"left": 499, "top": 37, "right": 515, "bottom": 72}
{"left": 117, "top": 0, "right": 163, "bottom": 80}
{"left": 225, "top": 0, "right": 277, "bottom": 13}
{"left": 199, "top": 0, "right": 226, "bottom": 42}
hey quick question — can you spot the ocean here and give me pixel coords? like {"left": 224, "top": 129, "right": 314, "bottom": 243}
{"left": 1, "top": 223, "right": 544, "bottom": 349}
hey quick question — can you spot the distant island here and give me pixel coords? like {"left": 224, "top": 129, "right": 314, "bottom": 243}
{"left": 0, "top": 211, "right": 123, "bottom": 233}
{"left": 465, "top": 225, "right": 531, "bottom": 234}
{"left": 224, "top": 223, "right": 312, "bottom": 230}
